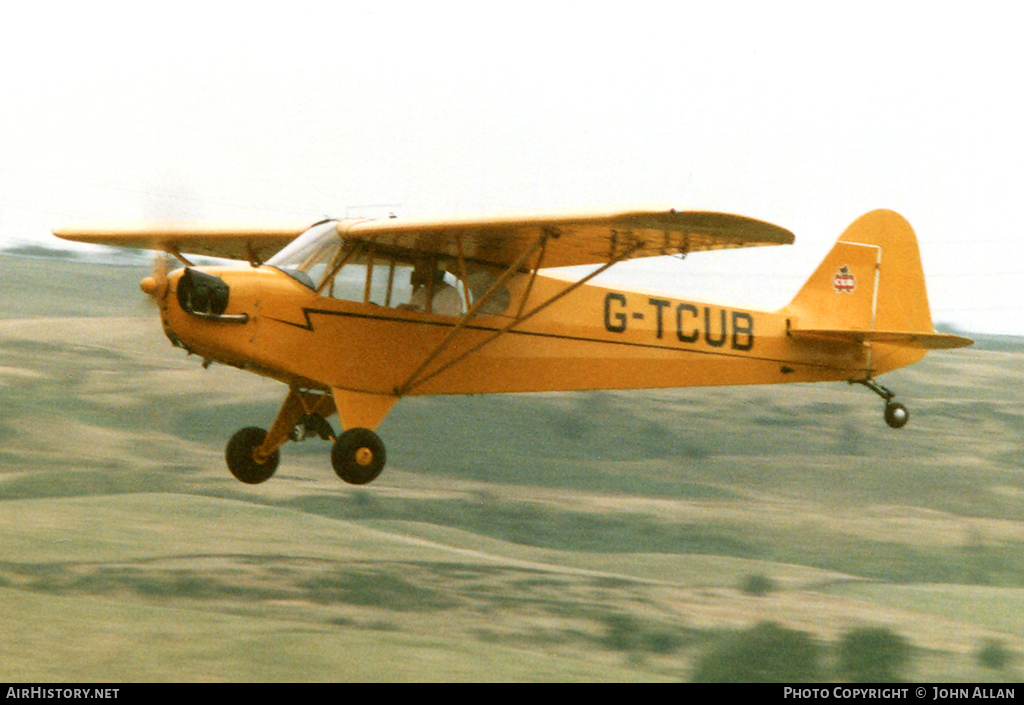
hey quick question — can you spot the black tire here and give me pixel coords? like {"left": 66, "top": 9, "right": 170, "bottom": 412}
{"left": 884, "top": 402, "right": 909, "bottom": 429}
{"left": 331, "top": 428, "right": 386, "bottom": 485}
{"left": 226, "top": 427, "right": 280, "bottom": 484}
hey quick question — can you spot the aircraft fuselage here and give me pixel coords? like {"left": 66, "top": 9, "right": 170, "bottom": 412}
{"left": 157, "top": 264, "right": 894, "bottom": 402}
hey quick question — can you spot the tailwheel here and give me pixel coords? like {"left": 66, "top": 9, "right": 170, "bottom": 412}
{"left": 332, "top": 428, "right": 386, "bottom": 485}
{"left": 884, "top": 401, "right": 909, "bottom": 429}
{"left": 853, "top": 378, "right": 910, "bottom": 430}
{"left": 226, "top": 427, "right": 280, "bottom": 484}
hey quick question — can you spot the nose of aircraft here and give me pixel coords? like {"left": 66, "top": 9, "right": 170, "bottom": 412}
{"left": 140, "top": 276, "right": 158, "bottom": 296}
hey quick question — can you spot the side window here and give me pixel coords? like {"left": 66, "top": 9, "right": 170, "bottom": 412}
{"left": 392, "top": 261, "right": 417, "bottom": 307}
{"left": 466, "top": 267, "right": 511, "bottom": 315}
{"left": 367, "top": 260, "right": 415, "bottom": 307}
{"left": 319, "top": 250, "right": 509, "bottom": 318}
{"left": 402, "top": 262, "right": 463, "bottom": 315}
{"left": 322, "top": 253, "right": 438, "bottom": 311}
{"left": 328, "top": 263, "right": 367, "bottom": 301}
{"left": 365, "top": 260, "right": 392, "bottom": 305}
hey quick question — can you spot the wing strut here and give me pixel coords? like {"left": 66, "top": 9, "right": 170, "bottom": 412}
{"left": 394, "top": 235, "right": 643, "bottom": 396}
{"left": 393, "top": 232, "right": 551, "bottom": 396}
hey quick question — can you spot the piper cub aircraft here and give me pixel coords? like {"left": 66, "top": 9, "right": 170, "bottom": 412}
{"left": 55, "top": 208, "right": 972, "bottom": 486}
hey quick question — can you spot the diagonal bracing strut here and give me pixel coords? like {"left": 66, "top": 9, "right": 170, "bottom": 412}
{"left": 394, "top": 236, "right": 643, "bottom": 396}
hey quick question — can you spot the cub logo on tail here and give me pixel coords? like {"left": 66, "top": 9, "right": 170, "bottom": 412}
{"left": 833, "top": 265, "right": 856, "bottom": 294}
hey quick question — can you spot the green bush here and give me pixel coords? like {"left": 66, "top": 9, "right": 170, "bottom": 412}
{"left": 740, "top": 573, "right": 776, "bottom": 596}
{"left": 600, "top": 612, "right": 687, "bottom": 655}
{"left": 691, "top": 622, "right": 820, "bottom": 682}
{"left": 977, "top": 638, "right": 1012, "bottom": 670}
{"left": 601, "top": 612, "right": 641, "bottom": 652}
{"left": 301, "top": 570, "right": 453, "bottom": 612}
{"left": 839, "top": 626, "right": 911, "bottom": 682}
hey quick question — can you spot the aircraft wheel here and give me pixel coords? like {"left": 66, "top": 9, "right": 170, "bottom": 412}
{"left": 884, "top": 402, "right": 909, "bottom": 429}
{"left": 332, "top": 428, "right": 386, "bottom": 485}
{"left": 226, "top": 427, "right": 280, "bottom": 484}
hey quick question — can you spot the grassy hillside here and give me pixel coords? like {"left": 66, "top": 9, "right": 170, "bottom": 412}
{"left": 0, "top": 251, "right": 1022, "bottom": 681}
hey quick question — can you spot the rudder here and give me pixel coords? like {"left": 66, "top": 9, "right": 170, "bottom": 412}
{"left": 786, "top": 210, "right": 931, "bottom": 333}
{"left": 785, "top": 210, "right": 970, "bottom": 365}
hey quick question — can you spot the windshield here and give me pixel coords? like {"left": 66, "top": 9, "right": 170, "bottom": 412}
{"left": 266, "top": 219, "right": 510, "bottom": 317}
{"left": 266, "top": 220, "right": 342, "bottom": 289}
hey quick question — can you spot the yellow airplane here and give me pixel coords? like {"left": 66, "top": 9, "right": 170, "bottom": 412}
{"left": 54, "top": 208, "right": 972, "bottom": 485}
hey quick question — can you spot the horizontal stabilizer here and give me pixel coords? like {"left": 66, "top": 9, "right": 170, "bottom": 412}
{"left": 789, "top": 328, "right": 974, "bottom": 350}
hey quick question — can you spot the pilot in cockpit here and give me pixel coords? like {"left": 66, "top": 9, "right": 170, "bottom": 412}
{"left": 407, "top": 265, "right": 463, "bottom": 316}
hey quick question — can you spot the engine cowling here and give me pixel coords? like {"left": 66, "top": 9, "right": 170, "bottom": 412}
{"left": 177, "top": 268, "right": 231, "bottom": 317}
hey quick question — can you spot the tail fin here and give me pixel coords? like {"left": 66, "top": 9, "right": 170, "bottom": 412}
{"left": 785, "top": 210, "right": 971, "bottom": 367}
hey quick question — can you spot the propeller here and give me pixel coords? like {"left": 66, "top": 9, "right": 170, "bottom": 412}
{"left": 140, "top": 249, "right": 172, "bottom": 303}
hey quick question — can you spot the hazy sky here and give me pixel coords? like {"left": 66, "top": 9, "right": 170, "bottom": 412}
{"left": 1, "top": 2, "right": 1021, "bottom": 335}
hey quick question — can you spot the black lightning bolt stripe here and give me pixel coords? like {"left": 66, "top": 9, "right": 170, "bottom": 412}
{"left": 263, "top": 308, "right": 847, "bottom": 372}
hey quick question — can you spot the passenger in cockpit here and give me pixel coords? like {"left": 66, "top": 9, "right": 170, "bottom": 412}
{"left": 408, "top": 266, "right": 462, "bottom": 316}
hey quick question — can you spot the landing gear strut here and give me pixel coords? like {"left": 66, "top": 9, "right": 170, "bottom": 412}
{"left": 853, "top": 379, "right": 909, "bottom": 429}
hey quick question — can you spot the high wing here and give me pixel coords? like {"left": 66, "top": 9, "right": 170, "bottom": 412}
{"left": 52, "top": 222, "right": 318, "bottom": 262}
{"left": 53, "top": 209, "right": 794, "bottom": 268}
{"left": 345, "top": 208, "right": 794, "bottom": 269}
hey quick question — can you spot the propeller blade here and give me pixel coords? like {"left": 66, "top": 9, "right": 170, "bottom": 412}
{"left": 140, "top": 250, "right": 171, "bottom": 300}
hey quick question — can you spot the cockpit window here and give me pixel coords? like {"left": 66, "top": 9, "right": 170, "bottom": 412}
{"left": 325, "top": 253, "right": 466, "bottom": 316}
{"left": 268, "top": 220, "right": 511, "bottom": 317}
{"left": 465, "top": 268, "right": 512, "bottom": 315}
{"left": 266, "top": 221, "right": 342, "bottom": 290}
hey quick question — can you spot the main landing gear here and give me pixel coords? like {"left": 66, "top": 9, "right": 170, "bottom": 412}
{"left": 331, "top": 427, "right": 386, "bottom": 485}
{"left": 226, "top": 427, "right": 280, "bottom": 484}
{"left": 853, "top": 378, "right": 909, "bottom": 429}
{"left": 223, "top": 388, "right": 388, "bottom": 485}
